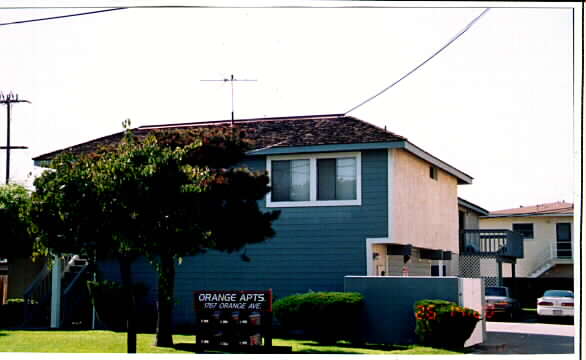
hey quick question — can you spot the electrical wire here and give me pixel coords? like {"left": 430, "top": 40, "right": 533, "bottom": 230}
{"left": 0, "top": 7, "right": 127, "bottom": 27}
{"left": 344, "top": 8, "right": 491, "bottom": 115}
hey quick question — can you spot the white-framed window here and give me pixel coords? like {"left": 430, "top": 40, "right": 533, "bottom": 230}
{"left": 431, "top": 264, "right": 447, "bottom": 277}
{"left": 266, "top": 152, "right": 362, "bottom": 207}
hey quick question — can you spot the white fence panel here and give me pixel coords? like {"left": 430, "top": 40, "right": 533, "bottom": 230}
{"left": 458, "top": 277, "right": 485, "bottom": 347}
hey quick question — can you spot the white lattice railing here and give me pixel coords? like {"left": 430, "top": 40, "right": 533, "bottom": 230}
{"left": 529, "top": 242, "right": 573, "bottom": 277}
{"left": 530, "top": 244, "right": 555, "bottom": 277}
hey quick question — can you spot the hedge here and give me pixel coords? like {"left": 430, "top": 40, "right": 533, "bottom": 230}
{"left": 273, "top": 291, "right": 364, "bottom": 345}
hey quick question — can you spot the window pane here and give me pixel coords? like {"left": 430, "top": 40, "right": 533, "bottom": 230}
{"left": 271, "top": 160, "right": 291, "bottom": 201}
{"left": 317, "top": 159, "right": 336, "bottom": 200}
{"left": 512, "top": 223, "right": 533, "bottom": 239}
{"left": 317, "top": 157, "right": 357, "bottom": 201}
{"left": 271, "top": 159, "right": 309, "bottom": 202}
{"left": 336, "top": 157, "right": 356, "bottom": 200}
{"left": 290, "top": 159, "right": 310, "bottom": 201}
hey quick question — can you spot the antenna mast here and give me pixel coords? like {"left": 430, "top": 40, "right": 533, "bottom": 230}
{"left": 201, "top": 74, "right": 257, "bottom": 126}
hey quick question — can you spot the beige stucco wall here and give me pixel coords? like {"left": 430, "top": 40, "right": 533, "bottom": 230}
{"left": 391, "top": 149, "right": 459, "bottom": 253}
{"left": 480, "top": 215, "right": 573, "bottom": 277}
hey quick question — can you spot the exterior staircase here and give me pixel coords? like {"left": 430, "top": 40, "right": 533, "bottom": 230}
{"left": 22, "top": 255, "right": 92, "bottom": 328}
{"left": 528, "top": 243, "right": 573, "bottom": 278}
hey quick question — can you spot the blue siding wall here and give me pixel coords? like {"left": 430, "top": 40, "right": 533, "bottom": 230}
{"left": 344, "top": 276, "right": 461, "bottom": 344}
{"left": 97, "top": 149, "right": 388, "bottom": 326}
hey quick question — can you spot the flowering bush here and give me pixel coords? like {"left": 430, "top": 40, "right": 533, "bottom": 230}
{"left": 414, "top": 299, "right": 481, "bottom": 349}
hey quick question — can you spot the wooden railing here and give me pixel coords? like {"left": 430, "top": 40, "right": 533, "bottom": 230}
{"left": 22, "top": 263, "right": 52, "bottom": 326}
{"left": 460, "top": 229, "right": 524, "bottom": 258}
{"left": 21, "top": 255, "right": 90, "bottom": 328}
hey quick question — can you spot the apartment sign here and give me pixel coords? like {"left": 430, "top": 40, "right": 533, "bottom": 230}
{"left": 194, "top": 290, "right": 272, "bottom": 312}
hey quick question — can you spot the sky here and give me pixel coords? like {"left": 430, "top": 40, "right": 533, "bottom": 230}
{"left": 0, "top": 0, "right": 581, "bottom": 212}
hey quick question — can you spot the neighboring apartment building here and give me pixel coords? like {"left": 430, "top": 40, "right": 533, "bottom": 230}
{"left": 33, "top": 114, "right": 475, "bottom": 325}
{"left": 480, "top": 201, "right": 574, "bottom": 278}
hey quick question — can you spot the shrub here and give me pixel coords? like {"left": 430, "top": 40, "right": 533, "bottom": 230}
{"left": 414, "top": 299, "right": 480, "bottom": 349}
{"left": 0, "top": 298, "right": 40, "bottom": 327}
{"left": 87, "top": 280, "right": 150, "bottom": 331}
{"left": 273, "top": 291, "right": 364, "bottom": 345}
{"left": 6, "top": 298, "right": 23, "bottom": 304}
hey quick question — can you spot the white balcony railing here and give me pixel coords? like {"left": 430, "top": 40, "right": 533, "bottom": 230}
{"left": 530, "top": 242, "right": 573, "bottom": 278}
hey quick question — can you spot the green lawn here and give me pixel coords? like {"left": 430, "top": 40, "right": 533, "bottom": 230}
{"left": 0, "top": 330, "right": 463, "bottom": 354}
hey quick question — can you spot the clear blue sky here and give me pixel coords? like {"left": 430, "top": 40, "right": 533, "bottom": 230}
{"left": 0, "top": 1, "right": 580, "bottom": 211}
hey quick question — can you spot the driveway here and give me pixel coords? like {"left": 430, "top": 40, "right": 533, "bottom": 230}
{"left": 471, "top": 321, "right": 575, "bottom": 354}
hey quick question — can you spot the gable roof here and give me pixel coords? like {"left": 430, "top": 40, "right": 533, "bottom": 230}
{"left": 33, "top": 114, "right": 473, "bottom": 184}
{"left": 484, "top": 201, "right": 574, "bottom": 218}
{"left": 458, "top": 198, "right": 489, "bottom": 216}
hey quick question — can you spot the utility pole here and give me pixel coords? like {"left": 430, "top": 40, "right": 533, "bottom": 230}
{"left": 201, "top": 74, "right": 257, "bottom": 126}
{"left": 0, "top": 92, "right": 30, "bottom": 184}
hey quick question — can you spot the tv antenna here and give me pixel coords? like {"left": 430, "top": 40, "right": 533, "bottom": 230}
{"left": 0, "top": 92, "right": 30, "bottom": 184}
{"left": 201, "top": 74, "right": 257, "bottom": 126}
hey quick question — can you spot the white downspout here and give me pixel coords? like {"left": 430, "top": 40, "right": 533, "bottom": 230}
{"left": 50, "top": 255, "right": 62, "bottom": 329}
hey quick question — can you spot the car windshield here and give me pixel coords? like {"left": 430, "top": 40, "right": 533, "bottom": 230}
{"left": 486, "top": 287, "right": 507, "bottom": 296}
{"left": 543, "top": 290, "right": 573, "bottom": 298}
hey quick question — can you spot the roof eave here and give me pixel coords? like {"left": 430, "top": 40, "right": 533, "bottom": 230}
{"left": 458, "top": 198, "right": 489, "bottom": 216}
{"left": 481, "top": 212, "right": 574, "bottom": 218}
{"left": 247, "top": 140, "right": 473, "bottom": 185}
{"left": 403, "top": 142, "right": 473, "bottom": 185}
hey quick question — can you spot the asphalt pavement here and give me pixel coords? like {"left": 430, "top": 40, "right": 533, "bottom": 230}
{"left": 470, "top": 321, "right": 576, "bottom": 354}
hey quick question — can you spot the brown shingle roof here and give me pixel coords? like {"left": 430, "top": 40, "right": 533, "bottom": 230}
{"left": 488, "top": 201, "right": 574, "bottom": 216}
{"left": 33, "top": 114, "right": 406, "bottom": 161}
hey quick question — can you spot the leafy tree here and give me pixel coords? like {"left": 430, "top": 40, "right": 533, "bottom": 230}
{"left": 31, "top": 150, "right": 140, "bottom": 351}
{"left": 0, "top": 184, "right": 34, "bottom": 259}
{"left": 32, "top": 125, "right": 280, "bottom": 349}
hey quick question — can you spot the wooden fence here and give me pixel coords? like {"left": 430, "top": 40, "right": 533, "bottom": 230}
{"left": 0, "top": 275, "right": 7, "bottom": 304}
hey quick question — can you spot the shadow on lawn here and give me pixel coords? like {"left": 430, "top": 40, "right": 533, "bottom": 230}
{"left": 299, "top": 342, "right": 408, "bottom": 351}
{"left": 172, "top": 340, "right": 410, "bottom": 354}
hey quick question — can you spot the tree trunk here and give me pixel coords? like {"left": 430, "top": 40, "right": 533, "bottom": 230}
{"left": 119, "top": 256, "right": 137, "bottom": 353}
{"left": 155, "top": 255, "right": 175, "bottom": 347}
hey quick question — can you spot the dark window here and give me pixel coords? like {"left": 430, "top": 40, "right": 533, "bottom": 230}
{"left": 430, "top": 264, "right": 447, "bottom": 277}
{"left": 512, "top": 223, "right": 534, "bottom": 239}
{"left": 485, "top": 287, "right": 507, "bottom": 297}
{"left": 429, "top": 166, "right": 438, "bottom": 180}
{"left": 271, "top": 159, "right": 310, "bottom": 201}
{"left": 556, "top": 223, "right": 572, "bottom": 258}
{"left": 317, "top": 157, "right": 357, "bottom": 200}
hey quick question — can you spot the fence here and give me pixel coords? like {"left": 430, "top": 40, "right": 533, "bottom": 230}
{"left": 0, "top": 275, "right": 7, "bottom": 304}
{"left": 344, "top": 276, "right": 484, "bottom": 346}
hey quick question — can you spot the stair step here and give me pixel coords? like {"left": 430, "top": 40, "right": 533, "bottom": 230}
{"left": 66, "top": 264, "right": 86, "bottom": 273}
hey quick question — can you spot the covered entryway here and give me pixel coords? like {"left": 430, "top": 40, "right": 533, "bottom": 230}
{"left": 366, "top": 238, "right": 456, "bottom": 277}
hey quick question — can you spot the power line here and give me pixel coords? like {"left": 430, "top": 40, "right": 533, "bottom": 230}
{"left": 0, "top": 7, "right": 127, "bottom": 27}
{"left": 344, "top": 8, "right": 491, "bottom": 115}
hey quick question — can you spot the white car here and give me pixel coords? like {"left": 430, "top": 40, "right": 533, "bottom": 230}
{"left": 537, "top": 290, "right": 574, "bottom": 317}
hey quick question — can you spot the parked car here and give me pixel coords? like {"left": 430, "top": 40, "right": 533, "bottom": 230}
{"left": 485, "top": 286, "right": 520, "bottom": 321}
{"left": 537, "top": 290, "right": 574, "bottom": 318}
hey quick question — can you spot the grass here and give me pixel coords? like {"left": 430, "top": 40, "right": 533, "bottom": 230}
{"left": 0, "top": 330, "right": 462, "bottom": 354}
